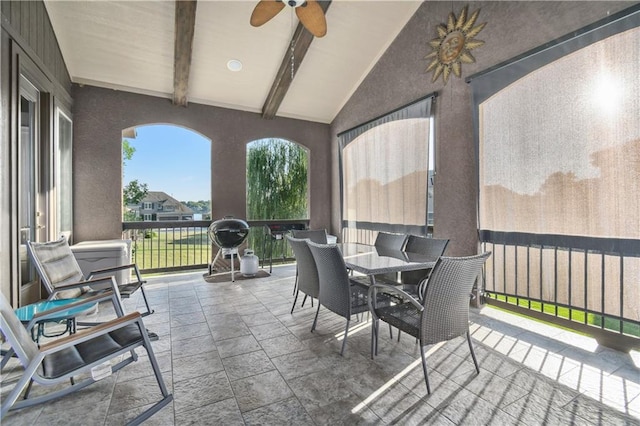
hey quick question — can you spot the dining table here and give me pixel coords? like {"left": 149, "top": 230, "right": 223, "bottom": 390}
{"left": 338, "top": 243, "right": 438, "bottom": 286}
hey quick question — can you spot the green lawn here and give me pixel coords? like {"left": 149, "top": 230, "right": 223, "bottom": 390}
{"left": 494, "top": 294, "right": 640, "bottom": 337}
{"left": 131, "top": 230, "right": 211, "bottom": 270}
{"left": 130, "top": 229, "right": 293, "bottom": 271}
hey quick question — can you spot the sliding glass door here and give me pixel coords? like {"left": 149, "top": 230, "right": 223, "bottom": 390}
{"left": 18, "top": 75, "right": 40, "bottom": 289}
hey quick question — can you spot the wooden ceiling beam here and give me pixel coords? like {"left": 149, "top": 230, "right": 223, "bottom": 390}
{"left": 173, "top": 0, "right": 198, "bottom": 107}
{"left": 261, "top": 1, "right": 331, "bottom": 119}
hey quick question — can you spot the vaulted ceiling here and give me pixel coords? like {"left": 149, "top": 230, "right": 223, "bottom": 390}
{"left": 44, "top": 0, "right": 422, "bottom": 124}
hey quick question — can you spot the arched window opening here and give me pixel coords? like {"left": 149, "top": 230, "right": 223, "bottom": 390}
{"left": 246, "top": 138, "right": 309, "bottom": 220}
{"left": 122, "top": 125, "right": 211, "bottom": 222}
{"left": 246, "top": 138, "right": 309, "bottom": 263}
{"left": 121, "top": 124, "right": 212, "bottom": 272}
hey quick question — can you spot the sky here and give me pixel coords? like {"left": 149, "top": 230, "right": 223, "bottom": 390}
{"left": 123, "top": 125, "right": 211, "bottom": 202}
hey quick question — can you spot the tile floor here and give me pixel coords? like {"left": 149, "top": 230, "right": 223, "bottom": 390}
{"left": 2, "top": 264, "right": 639, "bottom": 425}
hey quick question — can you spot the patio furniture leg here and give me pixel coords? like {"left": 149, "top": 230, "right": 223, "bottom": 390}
{"left": 291, "top": 290, "right": 300, "bottom": 314}
{"left": 371, "top": 318, "right": 378, "bottom": 359}
{"left": 23, "top": 379, "right": 34, "bottom": 399}
{"left": 301, "top": 294, "right": 308, "bottom": 308}
{"left": 340, "top": 319, "right": 350, "bottom": 356}
{"left": 140, "top": 286, "right": 155, "bottom": 317}
{"left": 311, "top": 304, "right": 321, "bottom": 332}
{"left": 1, "top": 348, "right": 15, "bottom": 369}
{"left": 419, "top": 344, "right": 431, "bottom": 395}
{"left": 467, "top": 331, "right": 480, "bottom": 374}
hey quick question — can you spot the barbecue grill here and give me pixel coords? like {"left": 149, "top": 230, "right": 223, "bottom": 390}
{"left": 208, "top": 217, "right": 250, "bottom": 281}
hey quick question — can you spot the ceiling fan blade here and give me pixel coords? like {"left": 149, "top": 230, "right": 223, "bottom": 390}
{"left": 296, "top": 0, "right": 327, "bottom": 37}
{"left": 250, "top": 0, "right": 285, "bottom": 27}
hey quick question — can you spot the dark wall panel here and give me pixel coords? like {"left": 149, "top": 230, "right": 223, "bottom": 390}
{"left": 330, "top": 1, "right": 633, "bottom": 256}
{"left": 72, "top": 86, "right": 332, "bottom": 243}
{"left": 0, "top": 0, "right": 71, "bottom": 95}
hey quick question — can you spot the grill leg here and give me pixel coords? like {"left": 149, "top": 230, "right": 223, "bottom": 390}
{"left": 230, "top": 251, "right": 235, "bottom": 282}
{"left": 210, "top": 249, "right": 222, "bottom": 275}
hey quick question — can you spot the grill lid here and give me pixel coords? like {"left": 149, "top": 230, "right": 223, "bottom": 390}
{"left": 208, "top": 217, "right": 250, "bottom": 249}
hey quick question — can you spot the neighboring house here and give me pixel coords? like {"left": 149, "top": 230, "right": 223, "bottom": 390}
{"left": 134, "top": 191, "right": 194, "bottom": 221}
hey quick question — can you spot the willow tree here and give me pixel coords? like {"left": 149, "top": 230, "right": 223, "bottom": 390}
{"left": 246, "top": 139, "right": 308, "bottom": 220}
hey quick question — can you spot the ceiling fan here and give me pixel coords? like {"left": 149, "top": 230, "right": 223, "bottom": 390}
{"left": 250, "top": 0, "right": 327, "bottom": 38}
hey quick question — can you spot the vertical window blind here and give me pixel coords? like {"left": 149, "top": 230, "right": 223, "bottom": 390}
{"left": 469, "top": 6, "right": 639, "bottom": 329}
{"left": 338, "top": 95, "right": 435, "bottom": 241}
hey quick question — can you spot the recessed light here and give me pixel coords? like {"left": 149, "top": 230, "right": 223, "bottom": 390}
{"left": 227, "top": 59, "right": 243, "bottom": 72}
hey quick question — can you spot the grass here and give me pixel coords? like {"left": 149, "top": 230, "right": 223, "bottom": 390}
{"left": 130, "top": 229, "right": 292, "bottom": 271}
{"left": 493, "top": 294, "right": 640, "bottom": 338}
{"left": 131, "top": 230, "right": 211, "bottom": 270}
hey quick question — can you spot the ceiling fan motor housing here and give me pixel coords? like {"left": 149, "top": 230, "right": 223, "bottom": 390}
{"left": 286, "top": 0, "right": 306, "bottom": 8}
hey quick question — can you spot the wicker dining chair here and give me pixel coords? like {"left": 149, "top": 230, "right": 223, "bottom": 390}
{"left": 401, "top": 235, "right": 449, "bottom": 300}
{"left": 286, "top": 236, "right": 320, "bottom": 318}
{"left": 374, "top": 231, "right": 408, "bottom": 251}
{"left": 291, "top": 229, "right": 328, "bottom": 244}
{"left": 351, "top": 231, "right": 409, "bottom": 286}
{"left": 308, "top": 241, "right": 391, "bottom": 356}
{"left": 290, "top": 229, "right": 328, "bottom": 295}
{"left": 368, "top": 252, "right": 491, "bottom": 394}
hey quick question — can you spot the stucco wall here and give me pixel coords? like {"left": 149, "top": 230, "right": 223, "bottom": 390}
{"left": 330, "top": 1, "right": 633, "bottom": 256}
{"left": 72, "top": 86, "right": 331, "bottom": 243}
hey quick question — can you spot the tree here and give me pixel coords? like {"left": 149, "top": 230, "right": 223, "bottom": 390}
{"left": 246, "top": 139, "right": 308, "bottom": 220}
{"left": 123, "top": 180, "right": 148, "bottom": 221}
{"left": 183, "top": 200, "right": 211, "bottom": 214}
{"left": 122, "top": 138, "right": 148, "bottom": 221}
{"left": 123, "top": 139, "right": 135, "bottom": 163}
{"left": 124, "top": 179, "right": 149, "bottom": 206}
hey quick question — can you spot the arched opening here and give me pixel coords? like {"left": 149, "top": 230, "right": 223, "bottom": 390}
{"left": 245, "top": 138, "right": 309, "bottom": 262}
{"left": 121, "top": 124, "right": 212, "bottom": 272}
{"left": 122, "top": 124, "right": 211, "bottom": 222}
{"left": 246, "top": 138, "right": 309, "bottom": 221}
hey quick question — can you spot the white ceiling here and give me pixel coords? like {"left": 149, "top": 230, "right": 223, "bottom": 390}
{"left": 44, "top": 0, "right": 422, "bottom": 124}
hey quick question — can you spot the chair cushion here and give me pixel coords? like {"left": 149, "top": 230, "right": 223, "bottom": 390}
{"left": 30, "top": 238, "right": 89, "bottom": 298}
{"left": 42, "top": 323, "right": 144, "bottom": 379}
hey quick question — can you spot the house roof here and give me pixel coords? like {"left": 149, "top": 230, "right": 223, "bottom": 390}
{"left": 144, "top": 191, "right": 194, "bottom": 214}
{"left": 43, "top": 0, "right": 422, "bottom": 124}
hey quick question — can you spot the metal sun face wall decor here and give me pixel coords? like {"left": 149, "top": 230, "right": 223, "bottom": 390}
{"left": 425, "top": 5, "right": 487, "bottom": 85}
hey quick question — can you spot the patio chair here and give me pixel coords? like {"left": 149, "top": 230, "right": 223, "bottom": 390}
{"left": 286, "top": 236, "right": 319, "bottom": 317}
{"left": 290, "top": 229, "right": 327, "bottom": 295}
{"left": 375, "top": 231, "right": 408, "bottom": 251}
{"left": 291, "top": 228, "right": 328, "bottom": 244}
{"left": 368, "top": 252, "right": 491, "bottom": 394}
{"left": 0, "top": 291, "right": 172, "bottom": 424}
{"left": 400, "top": 236, "right": 449, "bottom": 300}
{"left": 351, "top": 231, "right": 409, "bottom": 285}
{"left": 307, "top": 241, "right": 391, "bottom": 356}
{"left": 27, "top": 237, "right": 154, "bottom": 317}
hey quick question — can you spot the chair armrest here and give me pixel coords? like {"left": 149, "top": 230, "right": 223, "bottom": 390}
{"left": 38, "top": 311, "right": 142, "bottom": 354}
{"left": 87, "top": 263, "right": 145, "bottom": 284}
{"left": 367, "top": 284, "right": 423, "bottom": 318}
{"left": 48, "top": 277, "right": 118, "bottom": 299}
